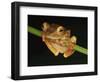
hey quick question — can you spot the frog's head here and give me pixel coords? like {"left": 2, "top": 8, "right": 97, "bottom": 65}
{"left": 42, "top": 22, "right": 70, "bottom": 40}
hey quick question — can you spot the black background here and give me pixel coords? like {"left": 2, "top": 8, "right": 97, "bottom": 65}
{"left": 28, "top": 15, "right": 88, "bottom": 67}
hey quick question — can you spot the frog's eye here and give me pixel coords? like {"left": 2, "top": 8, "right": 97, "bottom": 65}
{"left": 57, "top": 26, "right": 64, "bottom": 32}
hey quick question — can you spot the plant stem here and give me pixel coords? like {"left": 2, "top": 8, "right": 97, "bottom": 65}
{"left": 28, "top": 26, "right": 87, "bottom": 55}
{"left": 28, "top": 26, "right": 41, "bottom": 37}
{"left": 74, "top": 45, "right": 87, "bottom": 55}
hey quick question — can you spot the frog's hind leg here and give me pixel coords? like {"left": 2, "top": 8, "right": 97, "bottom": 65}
{"left": 63, "top": 36, "right": 77, "bottom": 58}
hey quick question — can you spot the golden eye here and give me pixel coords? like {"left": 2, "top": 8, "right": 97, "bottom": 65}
{"left": 57, "top": 26, "right": 64, "bottom": 32}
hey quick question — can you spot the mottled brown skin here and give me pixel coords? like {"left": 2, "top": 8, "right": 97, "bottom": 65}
{"left": 42, "top": 22, "right": 77, "bottom": 58}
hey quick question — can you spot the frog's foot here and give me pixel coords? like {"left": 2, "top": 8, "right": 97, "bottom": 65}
{"left": 71, "top": 36, "right": 77, "bottom": 43}
{"left": 63, "top": 48, "right": 74, "bottom": 58}
{"left": 54, "top": 51, "right": 59, "bottom": 56}
{"left": 41, "top": 33, "right": 46, "bottom": 42}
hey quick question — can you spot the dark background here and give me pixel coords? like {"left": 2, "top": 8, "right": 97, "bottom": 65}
{"left": 28, "top": 15, "right": 88, "bottom": 67}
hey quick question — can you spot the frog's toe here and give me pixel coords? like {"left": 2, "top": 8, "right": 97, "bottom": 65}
{"left": 63, "top": 53, "right": 72, "bottom": 58}
{"left": 63, "top": 53, "right": 69, "bottom": 58}
{"left": 63, "top": 50, "right": 74, "bottom": 58}
{"left": 54, "top": 51, "right": 59, "bottom": 56}
{"left": 71, "top": 36, "right": 77, "bottom": 43}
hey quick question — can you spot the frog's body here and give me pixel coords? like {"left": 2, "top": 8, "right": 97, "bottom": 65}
{"left": 42, "top": 22, "right": 77, "bottom": 58}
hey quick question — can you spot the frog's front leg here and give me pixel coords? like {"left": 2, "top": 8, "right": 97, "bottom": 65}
{"left": 63, "top": 36, "right": 77, "bottom": 58}
{"left": 42, "top": 33, "right": 45, "bottom": 42}
{"left": 70, "top": 36, "right": 77, "bottom": 44}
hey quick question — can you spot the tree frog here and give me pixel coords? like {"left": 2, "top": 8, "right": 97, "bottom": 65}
{"left": 42, "top": 22, "right": 77, "bottom": 58}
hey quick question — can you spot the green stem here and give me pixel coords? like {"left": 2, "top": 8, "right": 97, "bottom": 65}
{"left": 74, "top": 45, "right": 87, "bottom": 55}
{"left": 28, "top": 26, "right": 87, "bottom": 55}
{"left": 28, "top": 26, "right": 41, "bottom": 37}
